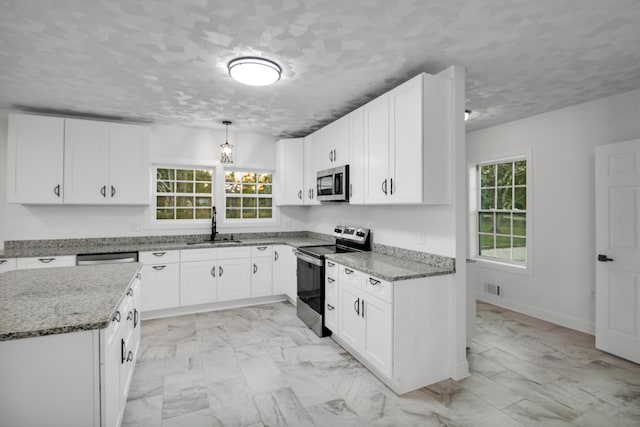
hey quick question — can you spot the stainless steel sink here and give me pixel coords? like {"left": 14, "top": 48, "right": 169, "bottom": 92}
{"left": 185, "top": 240, "right": 241, "bottom": 246}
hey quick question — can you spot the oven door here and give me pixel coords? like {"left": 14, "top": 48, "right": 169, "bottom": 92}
{"left": 295, "top": 252, "right": 324, "bottom": 314}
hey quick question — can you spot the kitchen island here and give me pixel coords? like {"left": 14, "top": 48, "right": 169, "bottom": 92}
{"left": 0, "top": 263, "right": 142, "bottom": 427}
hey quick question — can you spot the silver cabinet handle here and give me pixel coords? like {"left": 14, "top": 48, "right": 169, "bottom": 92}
{"left": 253, "top": 263, "right": 258, "bottom": 274}
{"left": 38, "top": 258, "right": 55, "bottom": 263}
{"left": 308, "top": 189, "right": 312, "bottom": 199}
{"left": 127, "top": 311, "right": 133, "bottom": 321}
{"left": 327, "top": 277, "right": 335, "bottom": 283}
{"left": 0, "top": 260, "right": 6, "bottom": 265}
{"left": 344, "top": 268, "right": 353, "bottom": 275}
{"left": 152, "top": 265, "right": 166, "bottom": 271}
{"left": 274, "top": 251, "right": 279, "bottom": 261}
{"left": 333, "top": 149, "right": 337, "bottom": 162}
{"left": 361, "top": 300, "right": 365, "bottom": 318}
{"left": 256, "top": 246, "right": 268, "bottom": 251}
{"left": 127, "top": 288, "right": 134, "bottom": 296}
{"left": 211, "top": 266, "right": 216, "bottom": 277}
{"left": 121, "top": 339, "right": 126, "bottom": 364}
{"left": 54, "top": 184, "right": 61, "bottom": 197}
{"left": 112, "top": 311, "right": 121, "bottom": 323}
{"left": 369, "top": 278, "right": 381, "bottom": 286}
{"left": 390, "top": 178, "right": 394, "bottom": 195}
{"left": 219, "top": 266, "right": 223, "bottom": 276}
{"left": 327, "top": 261, "right": 335, "bottom": 267}
{"left": 311, "top": 188, "right": 314, "bottom": 199}
{"left": 327, "top": 304, "right": 335, "bottom": 311}
{"left": 127, "top": 350, "right": 134, "bottom": 362}
{"left": 100, "top": 185, "right": 106, "bottom": 197}
{"left": 152, "top": 252, "right": 166, "bottom": 257}
{"left": 329, "top": 150, "right": 333, "bottom": 162}
{"left": 111, "top": 185, "right": 116, "bottom": 197}
{"left": 298, "top": 190, "right": 302, "bottom": 200}
{"left": 382, "top": 179, "right": 388, "bottom": 195}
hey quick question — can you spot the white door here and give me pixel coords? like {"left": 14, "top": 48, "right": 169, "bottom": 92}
{"left": 303, "top": 134, "right": 321, "bottom": 205}
{"left": 364, "top": 93, "right": 390, "bottom": 204}
{"left": 251, "top": 257, "right": 272, "bottom": 297}
{"left": 363, "top": 295, "right": 393, "bottom": 377}
{"left": 180, "top": 260, "right": 217, "bottom": 306}
{"left": 140, "top": 263, "right": 180, "bottom": 311}
{"left": 217, "top": 258, "right": 251, "bottom": 301}
{"left": 64, "top": 118, "right": 109, "bottom": 204}
{"left": 339, "top": 286, "right": 365, "bottom": 350}
{"left": 108, "top": 123, "right": 150, "bottom": 204}
{"left": 595, "top": 139, "right": 640, "bottom": 364}
{"left": 348, "top": 107, "right": 365, "bottom": 204}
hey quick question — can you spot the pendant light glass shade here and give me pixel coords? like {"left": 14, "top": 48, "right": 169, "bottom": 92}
{"left": 220, "top": 120, "right": 233, "bottom": 164}
{"left": 228, "top": 57, "right": 281, "bottom": 86}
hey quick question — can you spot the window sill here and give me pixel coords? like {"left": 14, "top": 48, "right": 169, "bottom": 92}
{"left": 471, "top": 257, "right": 532, "bottom": 276}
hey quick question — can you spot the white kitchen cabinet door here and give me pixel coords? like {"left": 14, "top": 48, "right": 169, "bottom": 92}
{"left": 339, "top": 285, "right": 365, "bottom": 350}
{"left": 16, "top": 255, "right": 76, "bottom": 270}
{"left": 180, "top": 260, "right": 217, "bottom": 306}
{"left": 140, "top": 263, "right": 180, "bottom": 311}
{"left": 7, "top": 114, "right": 65, "bottom": 204}
{"left": 272, "top": 245, "right": 297, "bottom": 304}
{"left": 364, "top": 93, "right": 391, "bottom": 204}
{"left": 251, "top": 257, "right": 272, "bottom": 297}
{"left": 329, "top": 115, "right": 350, "bottom": 167}
{"left": 348, "top": 107, "right": 365, "bottom": 204}
{"left": 101, "top": 333, "right": 121, "bottom": 427}
{"left": 362, "top": 295, "right": 393, "bottom": 377}
{"left": 276, "top": 138, "right": 304, "bottom": 205}
{"left": 217, "top": 258, "right": 251, "bottom": 302}
{"left": 108, "top": 123, "right": 150, "bottom": 204}
{"left": 64, "top": 118, "right": 110, "bottom": 204}
{"left": 0, "top": 258, "right": 17, "bottom": 273}
{"left": 303, "top": 134, "right": 321, "bottom": 205}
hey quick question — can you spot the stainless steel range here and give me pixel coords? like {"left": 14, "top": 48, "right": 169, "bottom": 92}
{"left": 294, "top": 225, "right": 371, "bottom": 337}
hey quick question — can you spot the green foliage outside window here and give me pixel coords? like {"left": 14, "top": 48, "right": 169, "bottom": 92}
{"left": 225, "top": 171, "right": 273, "bottom": 220}
{"left": 155, "top": 167, "right": 213, "bottom": 220}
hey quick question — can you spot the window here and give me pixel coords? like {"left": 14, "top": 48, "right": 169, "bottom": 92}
{"left": 155, "top": 167, "right": 214, "bottom": 221}
{"left": 225, "top": 171, "right": 273, "bottom": 220}
{"left": 477, "top": 159, "right": 527, "bottom": 264}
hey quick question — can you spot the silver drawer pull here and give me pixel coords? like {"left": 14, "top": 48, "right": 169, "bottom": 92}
{"left": 327, "top": 304, "right": 335, "bottom": 311}
{"left": 327, "top": 277, "right": 335, "bottom": 284}
{"left": 127, "top": 351, "right": 134, "bottom": 362}
{"left": 127, "top": 311, "right": 133, "bottom": 321}
{"left": 0, "top": 260, "right": 7, "bottom": 265}
{"left": 127, "top": 288, "right": 134, "bottom": 296}
{"left": 38, "top": 258, "right": 55, "bottom": 263}
{"left": 344, "top": 268, "right": 353, "bottom": 275}
{"left": 152, "top": 265, "right": 166, "bottom": 271}
{"left": 369, "top": 278, "right": 381, "bottom": 286}
{"left": 256, "top": 246, "right": 267, "bottom": 251}
{"left": 152, "top": 252, "right": 166, "bottom": 257}
{"left": 112, "top": 311, "right": 121, "bottom": 323}
{"left": 327, "top": 261, "right": 335, "bottom": 267}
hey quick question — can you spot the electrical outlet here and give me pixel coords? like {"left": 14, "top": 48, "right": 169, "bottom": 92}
{"left": 486, "top": 283, "right": 501, "bottom": 296}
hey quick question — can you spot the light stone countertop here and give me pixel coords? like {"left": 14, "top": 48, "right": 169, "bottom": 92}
{"left": 0, "top": 237, "right": 331, "bottom": 259}
{"left": 0, "top": 263, "right": 142, "bottom": 341}
{"left": 325, "top": 251, "right": 455, "bottom": 281}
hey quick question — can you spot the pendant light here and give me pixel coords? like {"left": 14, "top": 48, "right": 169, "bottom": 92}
{"left": 220, "top": 120, "right": 233, "bottom": 164}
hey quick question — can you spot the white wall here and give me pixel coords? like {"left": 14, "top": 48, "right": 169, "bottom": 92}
{"left": 467, "top": 88, "right": 640, "bottom": 334}
{"left": 0, "top": 113, "right": 306, "bottom": 249}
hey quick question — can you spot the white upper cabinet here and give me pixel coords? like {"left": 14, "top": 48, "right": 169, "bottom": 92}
{"left": 364, "top": 73, "right": 451, "bottom": 205}
{"left": 275, "top": 138, "right": 305, "bottom": 205}
{"left": 348, "top": 107, "right": 365, "bottom": 204}
{"left": 64, "top": 119, "right": 150, "bottom": 204}
{"left": 318, "top": 116, "right": 349, "bottom": 171}
{"left": 7, "top": 114, "right": 65, "bottom": 204}
{"left": 303, "top": 133, "right": 321, "bottom": 205}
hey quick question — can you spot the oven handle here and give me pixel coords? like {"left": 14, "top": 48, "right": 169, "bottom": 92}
{"left": 293, "top": 250, "right": 324, "bottom": 267}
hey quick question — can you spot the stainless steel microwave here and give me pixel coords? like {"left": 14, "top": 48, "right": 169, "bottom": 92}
{"left": 317, "top": 165, "right": 349, "bottom": 202}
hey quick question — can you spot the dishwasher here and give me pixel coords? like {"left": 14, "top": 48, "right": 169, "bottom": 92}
{"left": 76, "top": 251, "right": 139, "bottom": 265}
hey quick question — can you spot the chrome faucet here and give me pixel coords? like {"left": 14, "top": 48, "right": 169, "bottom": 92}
{"left": 211, "top": 206, "right": 217, "bottom": 241}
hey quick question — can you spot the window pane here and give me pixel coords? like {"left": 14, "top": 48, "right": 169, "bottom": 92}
{"left": 478, "top": 212, "right": 494, "bottom": 233}
{"left": 176, "top": 208, "right": 194, "bottom": 219}
{"left": 156, "top": 209, "right": 174, "bottom": 220}
{"left": 495, "top": 236, "right": 511, "bottom": 260}
{"left": 242, "top": 173, "right": 256, "bottom": 183}
{"left": 176, "top": 182, "right": 194, "bottom": 193}
{"left": 480, "top": 165, "right": 495, "bottom": 188}
{"left": 242, "top": 184, "right": 257, "bottom": 194}
{"left": 243, "top": 208, "right": 257, "bottom": 219}
{"left": 176, "top": 196, "right": 194, "bottom": 207}
{"left": 195, "top": 169, "right": 212, "bottom": 181}
{"left": 225, "top": 171, "right": 240, "bottom": 183}
{"left": 242, "top": 197, "right": 257, "bottom": 208}
{"left": 157, "top": 181, "right": 174, "bottom": 193}
{"left": 514, "top": 187, "right": 526, "bottom": 210}
{"left": 513, "top": 213, "right": 526, "bottom": 236}
{"left": 195, "top": 182, "right": 212, "bottom": 194}
{"left": 497, "top": 162, "right": 513, "bottom": 186}
{"left": 258, "top": 198, "right": 272, "bottom": 208}
{"left": 513, "top": 238, "right": 526, "bottom": 262}
{"left": 258, "top": 173, "right": 272, "bottom": 183}
{"left": 481, "top": 189, "right": 495, "bottom": 210}
{"left": 195, "top": 197, "right": 211, "bottom": 207}
{"left": 156, "top": 196, "right": 174, "bottom": 207}
{"left": 225, "top": 183, "right": 241, "bottom": 194}
{"left": 176, "top": 169, "right": 194, "bottom": 181}
{"left": 226, "top": 197, "right": 241, "bottom": 208}
{"left": 497, "top": 187, "right": 513, "bottom": 210}
{"left": 257, "top": 184, "right": 272, "bottom": 195}
{"left": 157, "top": 168, "right": 174, "bottom": 180}
{"left": 496, "top": 213, "right": 511, "bottom": 235}
{"left": 226, "top": 208, "right": 240, "bottom": 219}
{"left": 514, "top": 161, "right": 526, "bottom": 185}
{"left": 479, "top": 234, "right": 494, "bottom": 256}
{"left": 195, "top": 208, "right": 211, "bottom": 219}
{"left": 258, "top": 209, "right": 272, "bottom": 218}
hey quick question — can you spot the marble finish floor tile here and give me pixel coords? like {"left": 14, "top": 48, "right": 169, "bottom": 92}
{"left": 122, "top": 301, "right": 640, "bottom": 426}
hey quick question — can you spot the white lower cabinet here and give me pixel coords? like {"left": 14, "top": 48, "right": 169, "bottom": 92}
{"left": 139, "top": 250, "right": 180, "bottom": 311}
{"left": 272, "top": 245, "right": 297, "bottom": 304}
{"left": 331, "top": 262, "right": 451, "bottom": 394}
{"left": 252, "top": 256, "right": 273, "bottom": 297}
{"left": 0, "top": 258, "right": 17, "bottom": 273}
{"left": 16, "top": 255, "right": 76, "bottom": 269}
{"left": 180, "top": 259, "right": 218, "bottom": 306}
{"left": 217, "top": 257, "right": 251, "bottom": 301}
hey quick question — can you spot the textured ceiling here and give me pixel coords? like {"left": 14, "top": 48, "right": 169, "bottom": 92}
{"left": 1, "top": 0, "right": 639, "bottom": 137}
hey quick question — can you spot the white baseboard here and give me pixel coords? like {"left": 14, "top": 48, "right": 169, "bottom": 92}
{"left": 476, "top": 294, "right": 595, "bottom": 335}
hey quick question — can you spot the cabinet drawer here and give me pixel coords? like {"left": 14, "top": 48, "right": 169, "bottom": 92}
{"left": 218, "top": 246, "right": 251, "bottom": 260}
{"left": 0, "top": 258, "right": 17, "bottom": 273}
{"left": 326, "top": 259, "right": 338, "bottom": 276}
{"left": 251, "top": 245, "right": 272, "bottom": 258}
{"left": 340, "top": 265, "right": 363, "bottom": 289}
{"left": 325, "top": 275, "right": 338, "bottom": 299}
{"left": 139, "top": 250, "right": 180, "bottom": 264}
{"left": 16, "top": 255, "right": 76, "bottom": 270}
{"left": 364, "top": 274, "right": 393, "bottom": 303}
{"left": 180, "top": 248, "right": 217, "bottom": 262}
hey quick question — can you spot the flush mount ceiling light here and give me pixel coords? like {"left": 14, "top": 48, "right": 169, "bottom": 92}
{"left": 220, "top": 120, "right": 233, "bottom": 164}
{"left": 228, "top": 57, "right": 281, "bottom": 86}
{"left": 465, "top": 109, "right": 472, "bottom": 121}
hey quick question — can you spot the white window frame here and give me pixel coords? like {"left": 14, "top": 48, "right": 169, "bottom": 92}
{"left": 223, "top": 168, "right": 277, "bottom": 224}
{"left": 150, "top": 164, "right": 215, "bottom": 226}
{"left": 469, "top": 151, "right": 533, "bottom": 275}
